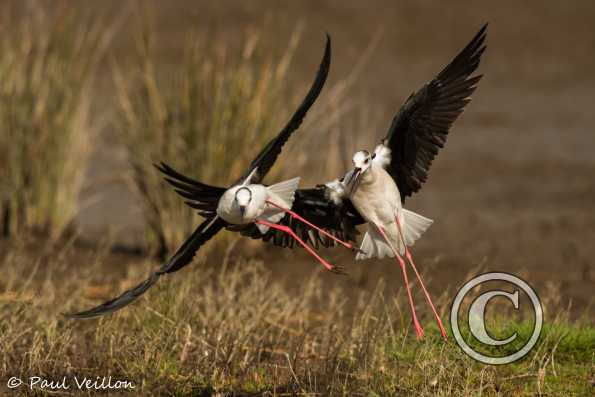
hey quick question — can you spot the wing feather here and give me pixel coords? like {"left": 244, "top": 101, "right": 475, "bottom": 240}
{"left": 240, "top": 187, "right": 364, "bottom": 249}
{"left": 238, "top": 35, "right": 331, "bottom": 184}
{"left": 65, "top": 216, "right": 226, "bottom": 318}
{"left": 383, "top": 24, "right": 487, "bottom": 201}
{"left": 155, "top": 162, "right": 226, "bottom": 218}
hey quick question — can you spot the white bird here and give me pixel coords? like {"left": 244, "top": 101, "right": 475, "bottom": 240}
{"left": 218, "top": 170, "right": 357, "bottom": 273}
{"left": 66, "top": 35, "right": 349, "bottom": 318}
{"left": 344, "top": 148, "right": 436, "bottom": 339}
{"left": 325, "top": 24, "right": 487, "bottom": 339}
{"left": 216, "top": 173, "right": 300, "bottom": 231}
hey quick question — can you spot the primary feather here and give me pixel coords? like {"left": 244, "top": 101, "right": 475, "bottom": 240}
{"left": 383, "top": 24, "right": 487, "bottom": 201}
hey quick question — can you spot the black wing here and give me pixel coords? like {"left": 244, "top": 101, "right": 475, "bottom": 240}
{"left": 65, "top": 216, "right": 226, "bottom": 318}
{"left": 238, "top": 34, "right": 331, "bottom": 184}
{"left": 65, "top": 37, "right": 331, "bottom": 319}
{"left": 155, "top": 162, "right": 226, "bottom": 218}
{"left": 384, "top": 24, "right": 487, "bottom": 201}
{"left": 239, "top": 186, "right": 364, "bottom": 248}
{"left": 157, "top": 160, "right": 364, "bottom": 249}
{"left": 154, "top": 35, "right": 331, "bottom": 215}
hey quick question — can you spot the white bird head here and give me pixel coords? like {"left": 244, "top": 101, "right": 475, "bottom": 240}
{"left": 235, "top": 187, "right": 252, "bottom": 216}
{"left": 345, "top": 150, "right": 373, "bottom": 192}
{"left": 352, "top": 150, "right": 372, "bottom": 171}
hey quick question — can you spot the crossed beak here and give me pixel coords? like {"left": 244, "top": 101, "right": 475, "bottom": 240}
{"left": 346, "top": 167, "right": 361, "bottom": 193}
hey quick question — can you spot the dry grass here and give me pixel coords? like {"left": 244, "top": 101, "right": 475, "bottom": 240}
{"left": 0, "top": 4, "right": 114, "bottom": 240}
{"left": 0, "top": 5, "right": 592, "bottom": 397}
{"left": 114, "top": 14, "right": 382, "bottom": 257}
{"left": 0, "top": 242, "right": 592, "bottom": 396}
{"left": 115, "top": 20, "right": 308, "bottom": 257}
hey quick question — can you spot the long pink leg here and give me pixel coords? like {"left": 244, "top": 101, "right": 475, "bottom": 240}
{"left": 255, "top": 219, "right": 345, "bottom": 275}
{"left": 375, "top": 224, "right": 424, "bottom": 339}
{"left": 394, "top": 215, "right": 447, "bottom": 340}
{"left": 265, "top": 200, "right": 363, "bottom": 253}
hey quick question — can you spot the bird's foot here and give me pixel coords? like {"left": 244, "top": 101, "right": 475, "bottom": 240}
{"left": 439, "top": 326, "right": 448, "bottom": 341}
{"left": 327, "top": 264, "right": 347, "bottom": 275}
{"left": 434, "top": 314, "right": 448, "bottom": 340}
{"left": 413, "top": 320, "right": 425, "bottom": 340}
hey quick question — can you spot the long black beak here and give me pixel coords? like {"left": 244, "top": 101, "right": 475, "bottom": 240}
{"left": 346, "top": 167, "right": 361, "bottom": 187}
{"left": 239, "top": 205, "right": 246, "bottom": 216}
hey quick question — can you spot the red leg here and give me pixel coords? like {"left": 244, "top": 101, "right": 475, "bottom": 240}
{"left": 394, "top": 215, "right": 447, "bottom": 340}
{"left": 255, "top": 219, "right": 345, "bottom": 275}
{"left": 265, "top": 200, "right": 364, "bottom": 254}
{"left": 375, "top": 224, "right": 424, "bottom": 340}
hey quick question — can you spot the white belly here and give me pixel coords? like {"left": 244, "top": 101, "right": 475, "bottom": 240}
{"left": 350, "top": 166, "right": 402, "bottom": 226}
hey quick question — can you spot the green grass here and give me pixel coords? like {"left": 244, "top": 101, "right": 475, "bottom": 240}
{"left": 0, "top": 242, "right": 592, "bottom": 396}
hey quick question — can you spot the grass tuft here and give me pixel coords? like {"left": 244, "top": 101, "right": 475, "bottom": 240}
{"left": 0, "top": 243, "right": 592, "bottom": 396}
{"left": 115, "top": 21, "right": 306, "bottom": 257}
{"left": 0, "top": 5, "right": 112, "bottom": 240}
{"left": 114, "top": 17, "right": 374, "bottom": 257}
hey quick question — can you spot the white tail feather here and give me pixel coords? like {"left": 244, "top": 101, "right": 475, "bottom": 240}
{"left": 356, "top": 209, "right": 432, "bottom": 260}
{"left": 401, "top": 209, "right": 433, "bottom": 247}
{"left": 255, "top": 177, "right": 301, "bottom": 232}
{"left": 356, "top": 225, "right": 394, "bottom": 260}
{"left": 268, "top": 177, "right": 300, "bottom": 207}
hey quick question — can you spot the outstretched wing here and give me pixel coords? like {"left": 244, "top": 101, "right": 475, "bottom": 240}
{"left": 240, "top": 186, "right": 364, "bottom": 248}
{"left": 155, "top": 162, "right": 226, "bottom": 218}
{"left": 156, "top": 161, "right": 363, "bottom": 249}
{"left": 382, "top": 24, "right": 487, "bottom": 201}
{"left": 65, "top": 38, "right": 332, "bottom": 319}
{"left": 65, "top": 216, "right": 226, "bottom": 318}
{"left": 239, "top": 34, "right": 331, "bottom": 184}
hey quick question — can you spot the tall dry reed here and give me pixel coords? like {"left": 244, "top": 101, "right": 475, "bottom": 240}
{"left": 115, "top": 24, "right": 311, "bottom": 256}
{"left": 0, "top": 4, "right": 112, "bottom": 239}
{"left": 115, "top": 19, "right": 382, "bottom": 257}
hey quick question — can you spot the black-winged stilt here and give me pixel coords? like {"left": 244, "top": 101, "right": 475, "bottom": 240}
{"left": 66, "top": 35, "right": 345, "bottom": 318}
{"left": 328, "top": 25, "right": 487, "bottom": 339}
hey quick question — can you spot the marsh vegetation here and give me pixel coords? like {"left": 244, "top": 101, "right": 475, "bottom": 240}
{"left": 0, "top": 1, "right": 593, "bottom": 396}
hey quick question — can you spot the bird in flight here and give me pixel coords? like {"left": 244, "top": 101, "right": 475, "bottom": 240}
{"left": 67, "top": 24, "right": 487, "bottom": 337}
{"left": 212, "top": 170, "right": 350, "bottom": 274}
{"left": 326, "top": 24, "right": 487, "bottom": 339}
{"left": 66, "top": 35, "right": 355, "bottom": 318}
{"left": 157, "top": 25, "right": 487, "bottom": 339}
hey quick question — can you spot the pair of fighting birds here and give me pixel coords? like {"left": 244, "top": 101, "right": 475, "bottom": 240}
{"left": 68, "top": 25, "right": 487, "bottom": 339}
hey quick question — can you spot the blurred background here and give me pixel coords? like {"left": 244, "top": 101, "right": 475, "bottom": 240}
{"left": 0, "top": 1, "right": 593, "bottom": 394}
{"left": 1, "top": 0, "right": 594, "bottom": 314}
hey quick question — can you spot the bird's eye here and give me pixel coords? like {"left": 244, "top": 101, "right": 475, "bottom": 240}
{"left": 371, "top": 153, "right": 376, "bottom": 159}
{"left": 365, "top": 158, "right": 369, "bottom": 164}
